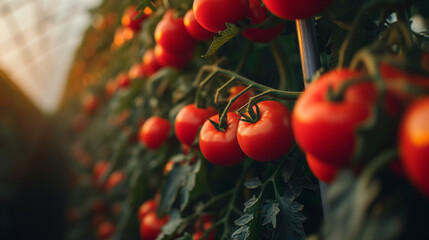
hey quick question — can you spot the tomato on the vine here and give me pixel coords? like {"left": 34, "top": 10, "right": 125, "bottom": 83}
{"left": 142, "top": 48, "right": 161, "bottom": 76}
{"left": 184, "top": 9, "right": 216, "bottom": 41}
{"left": 306, "top": 153, "right": 338, "bottom": 184}
{"left": 138, "top": 200, "right": 158, "bottom": 221}
{"left": 82, "top": 93, "right": 100, "bottom": 114}
{"left": 116, "top": 72, "right": 132, "bottom": 88}
{"left": 228, "top": 85, "right": 255, "bottom": 111}
{"left": 193, "top": 0, "right": 249, "bottom": 32}
{"left": 155, "top": 10, "right": 196, "bottom": 55}
{"left": 242, "top": 0, "right": 285, "bottom": 43}
{"left": 292, "top": 69, "right": 377, "bottom": 167}
{"left": 92, "top": 161, "right": 110, "bottom": 188}
{"left": 97, "top": 221, "right": 115, "bottom": 240}
{"left": 261, "top": 0, "right": 333, "bottom": 20}
{"left": 154, "top": 44, "right": 194, "bottom": 69}
{"left": 199, "top": 112, "right": 246, "bottom": 166}
{"left": 121, "top": 5, "right": 151, "bottom": 32}
{"left": 237, "top": 100, "right": 294, "bottom": 162}
{"left": 175, "top": 104, "right": 217, "bottom": 146}
{"left": 139, "top": 116, "right": 171, "bottom": 150}
{"left": 128, "top": 63, "right": 146, "bottom": 79}
{"left": 399, "top": 97, "right": 429, "bottom": 197}
{"left": 140, "top": 212, "right": 169, "bottom": 240}
{"left": 104, "top": 171, "right": 125, "bottom": 191}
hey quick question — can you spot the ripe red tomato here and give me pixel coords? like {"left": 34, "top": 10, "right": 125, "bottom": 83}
{"left": 139, "top": 116, "right": 171, "bottom": 150}
{"left": 306, "top": 153, "right": 338, "bottom": 184}
{"left": 142, "top": 48, "right": 161, "bottom": 76}
{"left": 154, "top": 44, "right": 194, "bottom": 69}
{"left": 116, "top": 72, "right": 132, "bottom": 88}
{"left": 400, "top": 97, "right": 429, "bottom": 197}
{"left": 241, "top": 0, "right": 285, "bottom": 43}
{"left": 261, "top": 0, "right": 333, "bottom": 20}
{"left": 82, "top": 93, "right": 100, "bottom": 114}
{"left": 93, "top": 161, "right": 110, "bottom": 188}
{"left": 140, "top": 212, "right": 170, "bottom": 240}
{"left": 193, "top": 0, "right": 249, "bottom": 33}
{"left": 175, "top": 104, "right": 217, "bottom": 146}
{"left": 138, "top": 200, "right": 158, "bottom": 221}
{"left": 121, "top": 5, "right": 151, "bottom": 32}
{"left": 228, "top": 85, "right": 255, "bottom": 111}
{"left": 237, "top": 100, "right": 294, "bottom": 162}
{"left": 155, "top": 10, "right": 196, "bottom": 55}
{"left": 105, "top": 171, "right": 125, "bottom": 191}
{"left": 97, "top": 221, "right": 115, "bottom": 240}
{"left": 105, "top": 79, "right": 117, "bottom": 98}
{"left": 128, "top": 63, "right": 146, "bottom": 79}
{"left": 199, "top": 112, "right": 246, "bottom": 166}
{"left": 184, "top": 9, "right": 216, "bottom": 41}
{"left": 292, "top": 69, "right": 377, "bottom": 167}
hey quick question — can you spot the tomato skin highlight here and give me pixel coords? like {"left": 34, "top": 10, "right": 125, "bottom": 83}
{"left": 175, "top": 104, "right": 217, "bottom": 146}
{"left": 199, "top": 113, "right": 246, "bottom": 166}
{"left": 138, "top": 200, "right": 158, "bottom": 221}
{"left": 140, "top": 212, "right": 169, "bottom": 240}
{"left": 400, "top": 97, "right": 429, "bottom": 198}
{"left": 184, "top": 9, "right": 216, "bottom": 41}
{"left": 261, "top": 0, "right": 333, "bottom": 20}
{"left": 306, "top": 153, "right": 338, "bottom": 183}
{"left": 193, "top": 0, "right": 249, "bottom": 33}
{"left": 139, "top": 116, "right": 171, "bottom": 150}
{"left": 155, "top": 10, "right": 196, "bottom": 55}
{"left": 237, "top": 100, "right": 294, "bottom": 162}
{"left": 142, "top": 48, "right": 161, "bottom": 76}
{"left": 292, "top": 69, "right": 377, "bottom": 167}
{"left": 242, "top": 0, "right": 285, "bottom": 43}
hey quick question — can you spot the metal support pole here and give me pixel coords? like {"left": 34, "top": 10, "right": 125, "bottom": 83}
{"left": 295, "top": 18, "right": 330, "bottom": 219}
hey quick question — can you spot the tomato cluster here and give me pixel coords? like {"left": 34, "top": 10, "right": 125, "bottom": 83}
{"left": 138, "top": 198, "right": 169, "bottom": 240}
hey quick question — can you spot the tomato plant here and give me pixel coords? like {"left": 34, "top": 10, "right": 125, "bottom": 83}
{"left": 228, "top": 85, "right": 255, "bottom": 111}
{"left": 142, "top": 48, "right": 161, "bottom": 76}
{"left": 154, "top": 44, "right": 194, "bottom": 69}
{"left": 184, "top": 9, "right": 216, "bottom": 41}
{"left": 241, "top": 0, "right": 285, "bottom": 43}
{"left": 261, "top": 0, "right": 333, "bottom": 20}
{"left": 237, "top": 100, "right": 294, "bottom": 162}
{"left": 175, "top": 104, "right": 217, "bottom": 146}
{"left": 116, "top": 72, "right": 132, "bottom": 88}
{"left": 140, "top": 212, "right": 169, "bottom": 240}
{"left": 199, "top": 112, "right": 246, "bottom": 165}
{"left": 193, "top": 0, "right": 249, "bottom": 32}
{"left": 400, "top": 97, "right": 429, "bottom": 197}
{"left": 292, "top": 69, "right": 377, "bottom": 167}
{"left": 121, "top": 5, "right": 151, "bottom": 32}
{"left": 306, "top": 153, "right": 338, "bottom": 183}
{"left": 155, "top": 10, "right": 196, "bottom": 55}
{"left": 138, "top": 200, "right": 158, "bottom": 220}
{"left": 139, "top": 116, "right": 171, "bottom": 150}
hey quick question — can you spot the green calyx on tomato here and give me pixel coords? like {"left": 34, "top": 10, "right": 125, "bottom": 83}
{"left": 237, "top": 100, "right": 294, "bottom": 162}
{"left": 199, "top": 112, "right": 246, "bottom": 166}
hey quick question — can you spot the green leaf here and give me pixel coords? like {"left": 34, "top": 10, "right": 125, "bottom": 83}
{"left": 156, "top": 210, "right": 183, "bottom": 240}
{"left": 244, "top": 178, "right": 262, "bottom": 189}
{"left": 231, "top": 226, "right": 250, "bottom": 240}
{"left": 176, "top": 233, "right": 193, "bottom": 240}
{"left": 271, "top": 191, "right": 306, "bottom": 240}
{"left": 159, "top": 163, "right": 190, "bottom": 216}
{"left": 202, "top": 23, "right": 240, "bottom": 58}
{"left": 261, "top": 201, "right": 280, "bottom": 228}
{"left": 234, "top": 214, "right": 254, "bottom": 226}
{"left": 244, "top": 195, "right": 258, "bottom": 212}
{"left": 180, "top": 160, "right": 201, "bottom": 210}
